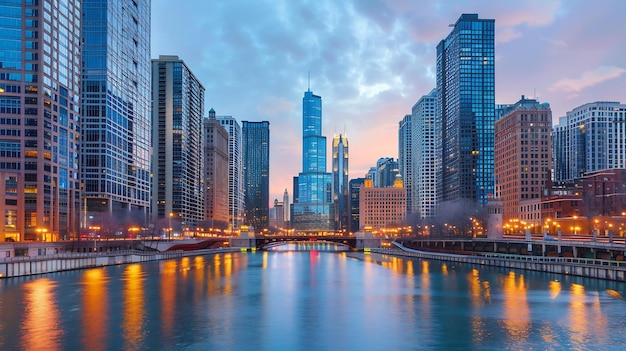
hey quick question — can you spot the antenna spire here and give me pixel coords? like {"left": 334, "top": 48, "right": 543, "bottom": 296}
{"left": 307, "top": 71, "right": 310, "bottom": 91}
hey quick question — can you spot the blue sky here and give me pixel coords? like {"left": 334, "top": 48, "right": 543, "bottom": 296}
{"left": 152, "top": 0, "right": 626, "bottom": 203}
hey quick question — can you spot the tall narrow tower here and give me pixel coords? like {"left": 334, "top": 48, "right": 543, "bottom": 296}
{"left": 242, "top": 120, "right": 270, "bottom": 231}
{"left": 292, "top": 87, "right": 334, "bottom": 231}
{"left": 437, "top": 14, "right": 495, "bottom": 208}
{"left": 332, "top": 134, "right": 349, "bottom": 232}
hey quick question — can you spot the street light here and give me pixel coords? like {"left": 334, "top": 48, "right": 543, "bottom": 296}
{"left": 169, "top": 212, "right": 174, "bottom": 240}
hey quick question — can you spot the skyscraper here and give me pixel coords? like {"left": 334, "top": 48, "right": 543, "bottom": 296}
{"left": 151, "top": 55, "right": 205, "bottom": 231}
{"left": 553, "top": 101, "right": 626, "bottom": 182}
{"left": 412, "top": 89, "right": 439, "bottom": 219}
{"left": 376, "top": 157, "right": 399, "bottom": 188}
{"left": 332, "top": 134, "right": 349, "bottom": 232}
{"left": 398, "top": 115, "right": 412, "bottom": 215}
{"left": 242, "top": 121, "right": 270, "bottom": 231}
{"left": 0, "top": 0, "right": 82, "bottom": 241}
{"left": 81, "top": 0, "right": 152, "bottom": 233}
{"left": 217, "top": 115, "right": 244, "bottom": 230}
{"left": 349, "top": 178, "right": 365, "bottom": 233}
{"left": 204, "top": 109, "right": 229, "bottom": 230}
{"left": 292, "top": 89, "right": 334, "bottom": 231}
{"left": 436, "top": 13, "right": 495, "bottom": 208}
{"left": 494, "top": 96, "right": 552, "bottom": 225}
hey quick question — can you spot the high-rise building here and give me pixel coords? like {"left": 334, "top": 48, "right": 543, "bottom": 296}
{"left": 398, "top": 115, "right": 413, "bottom": 215}
{"left": 292, "top": 89, "right": 334, "bottom": 231}
{"left": 151, "top": 56, "right": 205, "bottom": 231}
{"left": 553, "top": 101, "right": 626, "bottom": 182}
{"left": 217, "top": 115, "right": 244, "bottom": 230}
{"left": 81, "top": 0, "right": 152, "bottom": 234}
{"left": 376, "top": 157, "right": 399, "bottom": 188}
{"left": 242, "top": 121, "right": 270, "bottom": 231}
{"left": 412, "top": 89, "right": 439, "bottom": 219}
{"left": 359, "top": 178, "right": 406, "bottom": 231}
{"left": 204, "top": 109, "right": 229, "bottom": 230}
{"left": 282, "top": 188, "right": 290, "bottom": 225}
{"left": 0, "top": 0, "right": 82, "bottom": 241}
{"left": 494, "top": 96, "right": 552, "bottom": 225}
{"left": 349, "top": 178, "right": 365, "bottom": 233}
{"left": 332, "top": 134, "right": 349, "bottom": 232}
{"left": 436, "top": 13, "right": 495, "bottom": 208}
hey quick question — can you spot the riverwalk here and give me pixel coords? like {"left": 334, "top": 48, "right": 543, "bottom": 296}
{"left": 378, "top": 242, "right": 626, "bottom": 282}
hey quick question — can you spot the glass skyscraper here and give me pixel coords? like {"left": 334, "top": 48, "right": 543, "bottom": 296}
{"left": 242, "top": 121, "right": 270, "bottom": 231}
{"left": 412, "top": 89, "right": 439, "bottom": 219}
{"left": 151, "top": 56, "right": 205, "bottom": 231}
{"left": 81, "top": 0, "right": 152, "bottom": 233}
{"left": 332, "top": 134, "right": 349, "bottom": 232}
{"left": 217, "top": 115, "right": 244, "bottom": 230}
{"left": 292, "top": 89, "right": 334, "bottom": 231}
{"left": 0, "top": 0, "right": 81, "bottom": 241}
{"left": 436, "top": 13, "right": 495, "bottom": 208}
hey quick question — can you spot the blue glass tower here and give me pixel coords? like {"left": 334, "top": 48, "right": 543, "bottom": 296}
{"left": 242, "top": 121, "right": 270, "bottom": 231}
{"left": 436, "top": 14, "right": 495, "bottom": 208}
{"left": 292, "top": 90, "right": 334, "bottom": 231}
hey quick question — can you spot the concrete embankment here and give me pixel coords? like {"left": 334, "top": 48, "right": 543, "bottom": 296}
{"left": 376, "top": 243, "right": 626, "bottom": 282}
{"left": 0, "top": 248, "right": 240, "bottom": 279}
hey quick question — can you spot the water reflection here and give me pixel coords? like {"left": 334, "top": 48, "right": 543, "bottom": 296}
{"left": 20, "top": 278, "right": 62, "bottom": 351}
{"left": 500, "top": 271, "right": 530, "bottom": 345}
{"left": 122, "top": 264, "right": 145, "bottom": 351}
{"left": 265, "top": 241, "right": 349, "bottom": 251}
{"left": 81, "top": 269, "right": 109, "bottom": 351}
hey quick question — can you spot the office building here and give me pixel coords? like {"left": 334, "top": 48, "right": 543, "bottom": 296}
{"left": 217, "top": 115, "right": 244, "bottom": 230}
{"left": 151, "top": 55, "right": 205, "bottom": 232}
{"left": 242, "top": 120, "right": 270, "bottom": 231}
{"left": 359, "top": 178, "right": 406, "bottom": 232}
{"left": 81, "top": 0, "right": 152, "bottom": 234}
{"left": 204, "top": 109, "right": 229, "bottom": 230}
{"left": 436, "top": 13, "right": 495, "bottom": 207}
{"left": 0, "top": 0, "right": 82, "bottom": 241}
{"left": 376, "top": 157, "right": 399, "bottom": 188}
{"left": 398, "top": 115, "right": 413, "bottom": 214}
{"left": 332, "top": 133, "right": 349, "bottom": 232}
{"left": 553, "top": 101, "right": 626, "bottom": 182}
{"left": 494, "top": 96, "right": 552, "bottom": 226}
{"left": 411, "top": 89, "right": 439, "bottom": 219}
{"left": 349, "top": 178, "right": 365, "bottom": 233}
{"left": 292, "top": 89, "right": 334, "bottom": 232}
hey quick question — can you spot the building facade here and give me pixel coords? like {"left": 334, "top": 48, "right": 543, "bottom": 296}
{"left": 553, "top": 101, "right": 626, "bottom": 182}
{"left": 217, "top": 115, "right": 244, "bottom": 230}
{"left": 204, "top": 109, "right": 229, "bottom": 230}
{"left": 398, "top": 115, "right": 412, "bottom": 214}
{"left": 292, "top": 89, "right": 334, "bottom": 232}
{"left": 81, "top": 0, "right": 152, "bottom": 235}
{"left": 151, "top": 55, "right": 205, "bottom": 232}
{"left": 332, "top": 134, "right": 349, "bottom": 232}
{"left": 494, "top": 96, "right": 552, "bottom": 226}
{"left": 359, "top": 178, "right": 406, "bottom": 232}
{"left": 242, "top": 120, "right": 270, "bottom": 231}
{"left": 436, "top": 13, "right": 495, "bottom": 208}
{"left": 411, "top": 89, "right": 439, "bottom": 219}
{"left": 376, "top": 157, "right": 399, "bottom": 188}
{"left": 349, "top": 178, "right": 365, "bottom": 233}
{"left": 0, "top": 0, "right": 82, "bottom": 241}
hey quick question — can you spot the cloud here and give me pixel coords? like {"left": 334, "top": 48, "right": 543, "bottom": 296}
{"left": 551, "top": 66, "right": 626, "bottom": 93}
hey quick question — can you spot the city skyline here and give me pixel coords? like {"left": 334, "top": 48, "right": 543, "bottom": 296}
{"left": 152, "top": 1, "right": 626, "bottom": 204}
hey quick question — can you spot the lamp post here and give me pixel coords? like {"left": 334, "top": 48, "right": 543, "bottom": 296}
{"left": 169, "top": 212, "right": 174, "bottom": 241}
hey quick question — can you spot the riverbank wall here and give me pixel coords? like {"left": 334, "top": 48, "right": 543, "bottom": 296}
{"left": 376, "top": 243, "right": 626, "bottom": 282}
{"left": 0, "top": 248, "right": 240, "bottom": 279}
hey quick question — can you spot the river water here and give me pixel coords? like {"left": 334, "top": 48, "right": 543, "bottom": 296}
{"left": 1, "top": 249, "right": 626, "bottom": 350}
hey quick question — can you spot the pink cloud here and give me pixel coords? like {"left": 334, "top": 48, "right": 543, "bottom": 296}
{"left": 551, "top": 65, "right": 626, "bottom": 93}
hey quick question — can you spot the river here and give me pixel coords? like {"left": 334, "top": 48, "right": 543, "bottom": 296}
{"left": 1, "top": 249, "right": 626, "bottom": 350}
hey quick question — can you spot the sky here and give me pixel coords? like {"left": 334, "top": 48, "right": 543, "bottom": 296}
{"left": 152, "top": 0, "right": 626, "bottom": 204}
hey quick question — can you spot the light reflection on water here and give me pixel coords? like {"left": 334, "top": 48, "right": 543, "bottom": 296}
{"left": 1, "top": 252, "right": 626, "bottom": 350}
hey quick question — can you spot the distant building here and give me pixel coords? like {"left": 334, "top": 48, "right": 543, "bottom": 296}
{"left": 398, "top": 115, "right": 413, "bottom": 214}
{"left": 359, "top": 178, "right": 406, "bottom": 232}
{"left": 292, "top": 89, "right": 334, "bottom": 232}
{"left": 349, "top": 178, "right": 365, "bottom": 234}
{"left": 332, "top": 134, "right": 349, "bottom": 232}
{"left": 376, "top": 157, "right": 399, "bottom": 188}
{"left": 437, "top": 14, "right": 495, "bottom": 207}
{"left": 242, "top": 121, "right": 270, "bottom": 231}
{"left": 553, "top": 101, "right": 626, "bottom": 182}
{"left": 217, "top": 116, "right": 244, "bottom": 230}
{"left": 204, "top": 109, "right": 229, "bottom": 229}
{"left": 411, "top": 89, "right": 439, "bottom": 219}
{"left": 151, "top": 56, "right": 205, "bottom": 230}
{"left": 81, "top": 0, "right": 152, "bottom": 235}
{"left": 494, "top": 96, "right": 552, "bottom": 228}
{"left": 282, "top": 188, "right": 290, "bottom": 225}
{"left": 269, "top": 198, "right": 285, "bottom": 231}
